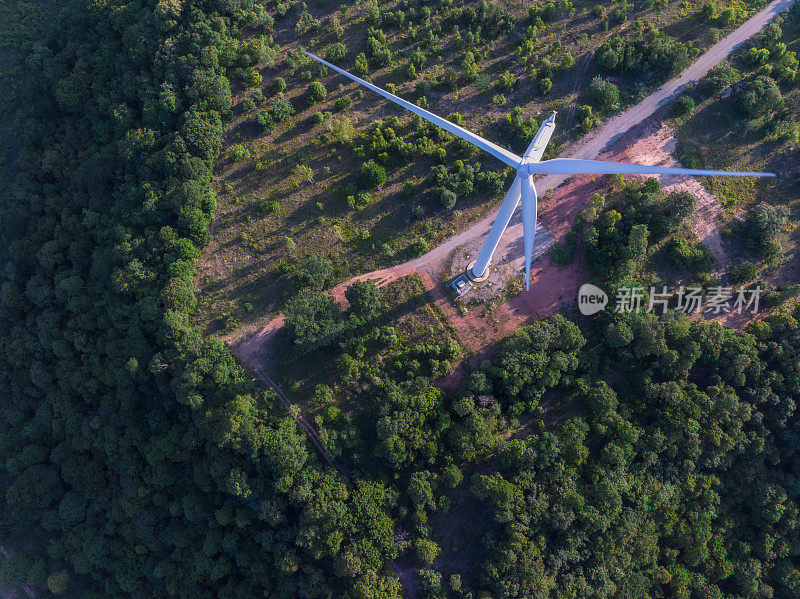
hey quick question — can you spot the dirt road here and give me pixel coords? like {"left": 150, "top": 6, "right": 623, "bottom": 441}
{"left": 232, "top": 0, "right": 793, "bottom": 361}
{"left": 325, "top": 0, "right": 795, "bottom": 296}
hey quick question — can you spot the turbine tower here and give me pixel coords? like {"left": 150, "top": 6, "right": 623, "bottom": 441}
{"left": 304, "top": 51, "right": 775, "bottom": 290}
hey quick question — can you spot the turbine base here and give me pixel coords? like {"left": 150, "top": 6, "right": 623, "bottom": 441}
{"left": 466, "top": 260, "right": 490, "bottom": 282}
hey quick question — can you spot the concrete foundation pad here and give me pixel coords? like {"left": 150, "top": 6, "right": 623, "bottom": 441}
{"left": 465, "top": 260, "right": 490, "bottom": 282}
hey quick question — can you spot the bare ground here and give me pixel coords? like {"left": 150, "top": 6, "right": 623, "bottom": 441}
{"left": 615, "top": 119, "right": 732, "bottom": 269}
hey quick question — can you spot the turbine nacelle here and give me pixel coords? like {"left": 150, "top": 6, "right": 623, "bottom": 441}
{"left": 302, "top": 50, "right": 775, "bottom": 293}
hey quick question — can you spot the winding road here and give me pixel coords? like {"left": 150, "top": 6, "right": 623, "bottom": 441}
{"left": 393, "top": 0, "right": 796, "bottom": 279}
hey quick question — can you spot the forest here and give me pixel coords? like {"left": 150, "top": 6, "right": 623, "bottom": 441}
{"left": 0, "top": 0, "right": 798, "bottom": 598}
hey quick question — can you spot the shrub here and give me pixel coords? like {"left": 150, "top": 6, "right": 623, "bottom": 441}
{"left": 729, "top": 261, "right": 757, "bottom": 284}
{"left": 578, "top": 105, "right": 597, "bottom": 131}
{"left": 588, "top": 76, "right": 620, "bottom": 111}
{"left": 701, "top": 63, "right": 738, "bottom": 95}
{"left": 325, "top": 42, "right": 347, "bottom": 62}
{"left": 347, "top": 190, "right": 371, "bottom": 210}
{"left": 299, "top": 255, "right": 332, "bottom": 288}
{"left": 436, "top": 187, "right": 457, "bottom": 209}
{"left": 361, "top": 160, "right": 387, "bottom": 189}
{"left": 672, "top": 95, "right": 695, "bottom": 116}
{"left": 269, "top": 97, "right": 294, "bottom": 122}
{"left": 774, "top": 50, "right": 798, "bottom": 81}
{"left": 410, "top": 238, "right": 429, "bottom": 257}
{"left": 769, "top": 120, "right": 799, "bottom": 144}
{"left": 306, "top": 81, "right": 328, "bottom": 106}
{"left": 257, "top": 200, "right": 281, "bottom": 216}
{"left": 744, "top": 47, "right": 770, "bottom": 67}
{"left": 238, "top": 67, "right": 262, "bottom": 87}
{"left": 334, "top": 95, "right": 352, "bottom": 111}
{"left": 676, "top": 140, "right": 704, "bottom": 169}
{"left": 328, "top": 116, "right": 357, "bottom": 143}
{"left": 443, "top": 67, "right": 458, "bottom": 91}
{"left": 312, "top": 111, "right": 331, "bottom": 125}
{"left": 667, "top": 236, "right": 713, "bottom": 273}
{"left": 292, "top": 164, "right": 314, "bottom": 185}
{"left": 700, "top": 2, "right": 717, "bottom": 21}
{"left": 273, "top": 76, "right": 287, "bottom": 92}
{"left": 738, "top": 75, "right": 781, "bottom": 117}
{"left": 492, "top": 93, "right": 507, "bottom": 106}
{"left": 228, "top": 144, "right": 250, "bottom": 162}
{"left": 539, "top": 77, "right": 553, "bottom": 94}
{"left": 550, "top": 232, "right": 578, "bottom": 266}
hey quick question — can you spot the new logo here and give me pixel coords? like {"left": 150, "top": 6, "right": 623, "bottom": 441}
{"left": 578, "top": 284, "right": 608, "bottom": 315}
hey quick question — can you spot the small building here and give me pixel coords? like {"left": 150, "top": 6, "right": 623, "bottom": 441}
{"left": 448, "top": 274, "right": 472, "bottom": 297}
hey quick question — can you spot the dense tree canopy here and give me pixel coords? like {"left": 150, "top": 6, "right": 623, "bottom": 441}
{"left": 468, "top": 310, "right": 800, "bottom": 599}
{"left": 2, "top": 1, "right": 799, "bottom": 598}
{"left": 0, "top": 0, "right": 401, "bottom": 596}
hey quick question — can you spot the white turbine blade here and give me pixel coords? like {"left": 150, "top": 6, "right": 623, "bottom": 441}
{"left": 527, "top": 158, "right": 776, "bottom": 178}
{"left": 472, "top": 176, "right": 522, "bottom": 277}
{"left": 304, "top": 50, "right": 522, "bottom": 168}
{"left": 520, "top": 177, "right": 537, "bottom": 291}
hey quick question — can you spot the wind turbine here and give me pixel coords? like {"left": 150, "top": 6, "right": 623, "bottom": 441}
{"left": 304, "top": 51, "right": 775, "bottom": 290}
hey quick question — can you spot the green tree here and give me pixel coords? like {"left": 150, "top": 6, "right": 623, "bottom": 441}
{"left": 499, "top": 70, "right": 515, "bottom": 89}
{"left": 739, "top": 75, "right": 781, "bottom": 117}
{"left": 605, "top": 321, "right": 634, "bottom": 347}
{"left": 269, "top": 97, "right": 294, "bottom": 122}
{"left": 228, "top": 144, "right": 250, "bottom": 162}
{"left": 284, "top": 289, "right": 345, "bottom": 351}
{"left": 346, "top": 280, "right": 382, "bottom": 319}
{"left": 588, "top": 76, "right": 620, "bottom": 111}
{"left": 299, "top": 255, "right": 333, "bottom": 288}
{"left": 744, "top": 202, "right": 788, "bottom": 261}
{"left": 355, "top": 52, "right": 369, "bottom": 76}
{"left": 441, "top": 464, "right": 463, "bottom": 488}
{"left": 361, "top": 160, "right": 387, "bottom": 189}
{"left": 672, "top": 95, "right": 695, "bottom": 116}
{"left": 47, "top": 571, "right": 68, "bottom": 595}
{"left": 415, "top": 539, "right": 441, "bottom": 565}
{"left": 306, "top": 81, "right": 328, "bottom": 105}
{"left": 325, "top": 42, "right": 347, "bottom": 62}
